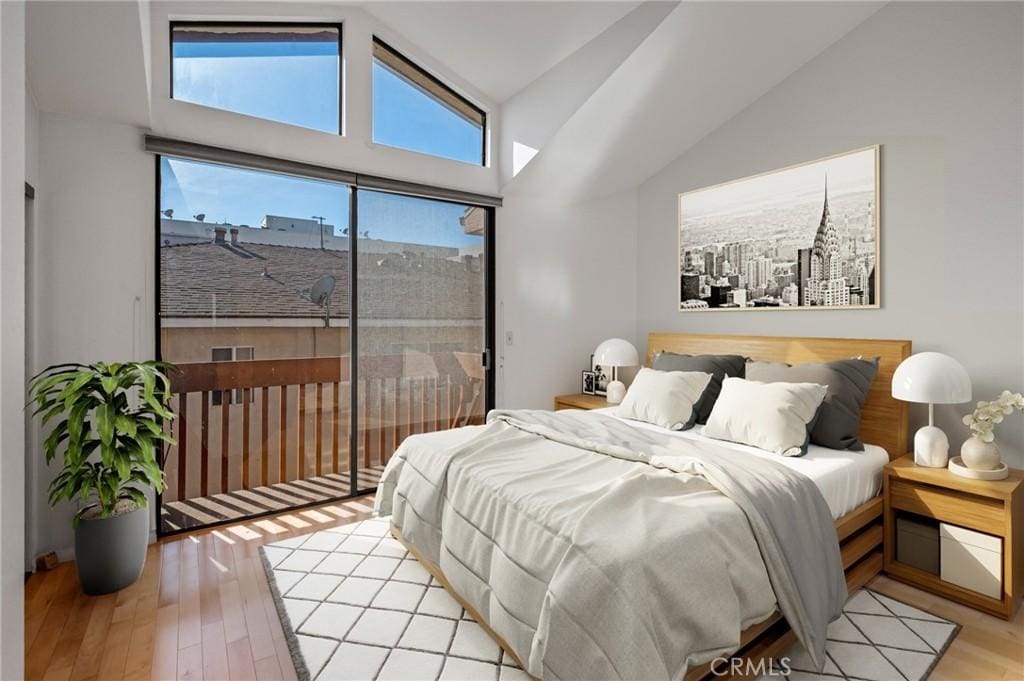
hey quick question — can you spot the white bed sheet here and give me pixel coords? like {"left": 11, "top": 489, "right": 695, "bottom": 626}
{"left": 387, "top": 409, "right": 888, "bottom": 520}
{"left": 592, "top": 407, "right": 888, "bottom": 518}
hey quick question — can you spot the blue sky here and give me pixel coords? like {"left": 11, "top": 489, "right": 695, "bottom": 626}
{"left": 166, "top": 33, "right": 484, "bottom": 248}
{"left": 161, "top": 158, "right": 481, "bottom": 249}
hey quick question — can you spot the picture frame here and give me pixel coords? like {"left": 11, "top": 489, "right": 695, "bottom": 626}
{"left": 581, "top": 370, "right": 596, "bottom": 396}
{"left": 590, "top": 354, "right": 611, "bottom": 397}
{"left": 678, "top": 145, "right": 880, "bottom": 311}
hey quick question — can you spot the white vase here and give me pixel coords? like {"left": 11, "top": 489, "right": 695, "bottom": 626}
{"left": 960, "top": 435, "right": 1002, "bottom": 471}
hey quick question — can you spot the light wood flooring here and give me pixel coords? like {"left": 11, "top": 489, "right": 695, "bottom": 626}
{"left": 25, "top": 496, "right": 1024, "bottom": 681}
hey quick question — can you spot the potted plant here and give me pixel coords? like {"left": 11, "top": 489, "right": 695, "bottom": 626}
{"left": 961, "top": 390, "right": 1024, "bottom": 472}
{"left": 29, "top": 361, "right": 176, "bottom": 594}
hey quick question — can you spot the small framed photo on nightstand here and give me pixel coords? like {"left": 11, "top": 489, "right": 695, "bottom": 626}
{"left": 582, "top": 370, "right": 596, "bottom": 395}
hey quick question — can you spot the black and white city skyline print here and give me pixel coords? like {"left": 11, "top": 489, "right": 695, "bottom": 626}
{"left": 678, "top": 146, "right": 879, "bottom": 311}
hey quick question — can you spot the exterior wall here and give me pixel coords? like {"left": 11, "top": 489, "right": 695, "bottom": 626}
{"left": 161, "top": 326, "right": 350, "bottom": 364}
{"left": 160, "top": 324, "right": 484, "bottom": 364}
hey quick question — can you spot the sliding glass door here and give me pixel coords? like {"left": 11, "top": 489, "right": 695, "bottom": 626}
{"left": 156, "top": 156, "right": 492, "bottom": 534}
{"left": 352, "top": 192, "right": 489, "bottom": 493}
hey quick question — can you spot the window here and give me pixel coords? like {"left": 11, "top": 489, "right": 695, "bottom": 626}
{"left": 155, "top": 144, "right": 495, "bottom": 535}
{"left": 211, "top": 346, "right": 254, "bottom": 405}
{"left": 171, "top": 23, "right": 341, "bottom": 133}
{"left": 372, "top": 38, "right": 486, "bottom": 165}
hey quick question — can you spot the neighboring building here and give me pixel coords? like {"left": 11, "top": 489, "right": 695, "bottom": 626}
{"left": 781, "top": 282, "right": 800, "bottom": 305}
{"left": 159, "top": 218, "right": 484, "bottom": 367}
{"left": 681, "top": 271, "right": 700, "bottom": 302}
{"left": 709, "top": 284, "right": 731, "bottom": 308}
{"left": 804, "top": 178, "right": 850, "bottom": 306}
{"left": 796, "top": 247, "right": 812, "bottom": 305}
{"left": 744, "top": 257, "right": 772, "bottom": 290}
{"left": 160, "top": 217, "right": 462, "bottom": 260}
{"left": 703, "top": 250, "right": 716, "bottom": 278}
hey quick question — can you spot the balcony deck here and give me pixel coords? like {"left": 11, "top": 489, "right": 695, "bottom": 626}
{"left": 161, "top": 465, "right": 387, "bottom": 532}
{"left": 161, "top": 354, "right": 483, "bottom": 533}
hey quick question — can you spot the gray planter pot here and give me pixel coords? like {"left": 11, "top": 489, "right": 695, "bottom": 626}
{"left": 73, "top": 504, "right": 149, "bottom": 595}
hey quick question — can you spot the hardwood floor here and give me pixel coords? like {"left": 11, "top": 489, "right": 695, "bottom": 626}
{"left": 25, "top": 497, "right": 1024, "bottom": 681}
{"left": 869, "top": 575, "right": 1024, "bottom": 681}
{"left": 25, "top": 494, "right": 377, "bottom": 681}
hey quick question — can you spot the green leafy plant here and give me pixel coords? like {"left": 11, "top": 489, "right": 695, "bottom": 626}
{"left": 29, "top": 361, "right": 177, "bottom": 524}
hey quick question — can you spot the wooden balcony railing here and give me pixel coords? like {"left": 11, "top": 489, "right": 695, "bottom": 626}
{"left": 163, "top": 354, "right": 484, "bottom": 503}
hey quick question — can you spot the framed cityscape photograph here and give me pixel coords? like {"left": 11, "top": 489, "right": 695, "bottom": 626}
{"left": 678, "top": 145, "right": 879, "bottom": 311}
{"left": 582, "top": 370, "right": 596, "bottom": 395}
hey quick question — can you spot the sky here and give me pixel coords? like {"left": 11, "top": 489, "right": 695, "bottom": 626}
{"left": 166, "top": 30, "right": 484, "bottom": 248}
{"left": 680, "top": 147, "right": 877, "bottom": 220}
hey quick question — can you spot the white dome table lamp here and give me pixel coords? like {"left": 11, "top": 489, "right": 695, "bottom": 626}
{"left": 593, "top": 339, "right": 640, "bottom": 404}
{"left": 892, "top": 352, "right": 972, "bottom": 467}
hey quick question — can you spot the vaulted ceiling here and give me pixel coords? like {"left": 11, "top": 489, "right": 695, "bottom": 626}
{"left": 361, "top": 1, "right": 641, "bottom": 102}
{"left": 24, "top": 1, "right": 883, "bottom": 197}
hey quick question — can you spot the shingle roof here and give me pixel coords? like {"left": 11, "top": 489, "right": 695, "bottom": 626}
{"left": 160, "top": 242, "right": 483, "bottom": 321}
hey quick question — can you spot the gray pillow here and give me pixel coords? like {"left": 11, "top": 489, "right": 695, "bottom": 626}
{"left": 745, "top": 357, "right": 880, "bottom": 451}
{"left": 651, "top": 352, "right": 746, "bottom": 424}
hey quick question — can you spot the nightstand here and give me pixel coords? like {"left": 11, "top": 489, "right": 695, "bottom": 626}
{"left": 553, "top": 393, "right": 610, "bottom": 411}
{"left": 883, "top": 455, "right": 1024, "bottom": 619}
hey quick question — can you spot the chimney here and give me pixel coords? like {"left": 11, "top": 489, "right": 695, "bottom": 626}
{"left": 214, "top": 226, "right": 227, "bottom": 244}
{"left": 229, "top": 228, "right": 239, "bottom": 245}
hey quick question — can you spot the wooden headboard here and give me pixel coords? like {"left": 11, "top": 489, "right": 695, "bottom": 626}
{"left": 646, "top": 332, "right": 912, "bottom": 459}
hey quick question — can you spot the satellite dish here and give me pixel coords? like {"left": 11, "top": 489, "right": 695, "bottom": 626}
{"left": 194, "top": 213, "right": 206, "bottom": 222}
{"left": 162, "top": 209, "right": 174, "bottom": 218}
{"left": 308, "top": 275, "right": 336, "bottom": 307}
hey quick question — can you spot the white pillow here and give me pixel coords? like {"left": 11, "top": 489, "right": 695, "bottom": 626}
{"left": 617, "top": 368, "right": 713, "bottom": 431}
{"left": 703, "top": 377, "right": 828, "bottom": 456}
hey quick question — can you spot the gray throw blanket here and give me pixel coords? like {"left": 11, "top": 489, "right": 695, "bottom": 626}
{"left": 376, "top": 410, "right": 845, "bottom": 679}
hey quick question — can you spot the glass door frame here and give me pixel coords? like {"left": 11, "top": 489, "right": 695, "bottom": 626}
{"left": 153, "top": 154, "right": 496, "bottom": 538}
{"left": 348, "top": 191, "right": 496, "bottom": 496}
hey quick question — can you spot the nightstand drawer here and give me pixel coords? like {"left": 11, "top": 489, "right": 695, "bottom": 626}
{"left": 889, "top": 479, "right": 1005, "bottom": 536}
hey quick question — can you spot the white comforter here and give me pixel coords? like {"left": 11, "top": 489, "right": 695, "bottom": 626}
{"left": 375, "top": 410, "right": 845, "bottom": 680}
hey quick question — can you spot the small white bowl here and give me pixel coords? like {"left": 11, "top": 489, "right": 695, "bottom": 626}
{"left": 948, "top": 456, "right": 1009, "bottom": 480}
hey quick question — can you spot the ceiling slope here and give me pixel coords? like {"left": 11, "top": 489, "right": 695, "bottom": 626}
{"left": 27, "top": 1, "right": 151, "bottom": 127}
{"left": 499, "top": 1, "right": 677, "bottom": 185}
{"left": 506, "top": 1, "right": 884, "bottom": 200}
{"left": 362, "top": 1, "right": 641, "bottom": 102}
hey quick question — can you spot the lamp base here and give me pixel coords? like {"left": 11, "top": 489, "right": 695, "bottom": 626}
{"left": 913, "top": 425, "right": 949, "bottom": 468}
{"left": 606, "top": 380, "right": 626, "bottom": 404}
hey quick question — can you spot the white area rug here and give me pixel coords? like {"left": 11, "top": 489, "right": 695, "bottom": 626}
{"left": 260, "top": 518, "right": 958, "bottom": 681}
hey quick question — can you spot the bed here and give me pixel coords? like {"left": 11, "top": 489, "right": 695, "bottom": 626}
{"left": 376, "top": 333, "right": 911, "bottom": 680}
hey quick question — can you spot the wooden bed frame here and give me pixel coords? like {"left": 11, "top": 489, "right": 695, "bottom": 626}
{"left": 396, "top": 332, "right": 913, "bottom": 680}
{"left": 651, "top": 333, "right": 910, "bottom": 680}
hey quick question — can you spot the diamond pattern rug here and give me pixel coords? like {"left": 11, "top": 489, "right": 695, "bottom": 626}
{"left": 260, "top": 518, "right": 958, "bottom": 681}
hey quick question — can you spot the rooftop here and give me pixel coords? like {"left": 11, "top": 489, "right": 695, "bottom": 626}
{"left": 160, "top": 241, "right": 483, "bottom": 322}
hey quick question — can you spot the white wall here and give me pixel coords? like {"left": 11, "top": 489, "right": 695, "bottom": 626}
{"left": 29, "top": 113, "right": 156, "bottom": 560}
{"left": 0, "top": 1, "right": 27, "bottom": 677}
{"left": 496, "top": 187, "right": 639, "bottom": 409}
{"left": 635, "top": 2, "right": 1024, "bottom": 465}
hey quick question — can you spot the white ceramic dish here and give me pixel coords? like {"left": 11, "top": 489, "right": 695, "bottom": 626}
{"left": 948, "top": 456, "right": 1009, "bottom": 480}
